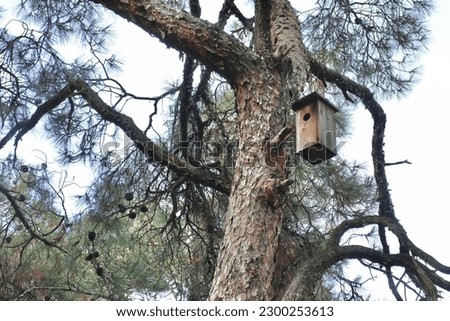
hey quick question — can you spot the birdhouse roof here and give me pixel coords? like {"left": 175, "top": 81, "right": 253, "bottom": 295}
{"left": 291, "top": 91, "right": 339, "bottom": 112}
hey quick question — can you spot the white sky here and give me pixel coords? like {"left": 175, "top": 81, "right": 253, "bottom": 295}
{"left": 348, "top": 0, "right": 450, "bottom": 258}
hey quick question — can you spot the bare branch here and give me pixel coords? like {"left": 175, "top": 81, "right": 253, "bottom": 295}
{"left": 0, "top": 83, "right": 74, "bottom": 150}
{"left": 325, "top": 215, "right": 450, "bottom": 298}
{"left": 385, "top": 160, "right": 412, "bottom": 166}
{"left": 0, "top": 79, "right": 230, "bottom": 195}
{"left": 308, "top": 55, "right": 397, "bottom": 223}
{"left": 0, "top": 183, "right": 66, "bottom": 252}
{"left": 71, "top": 79, "right": 230, "bottom": 194}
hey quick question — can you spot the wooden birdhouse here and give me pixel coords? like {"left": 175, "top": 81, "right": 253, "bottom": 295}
{"left": 292, "top": 92, "right": 339, "bottom": 165}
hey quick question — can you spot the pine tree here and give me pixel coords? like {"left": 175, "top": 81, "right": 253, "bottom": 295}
{"left": 0, "top": 0, "right": 448, "bottom": 300}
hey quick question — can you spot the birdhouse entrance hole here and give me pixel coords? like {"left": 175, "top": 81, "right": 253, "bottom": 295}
{"left": 303, "top": 113, "right": 311, "bottom": 121}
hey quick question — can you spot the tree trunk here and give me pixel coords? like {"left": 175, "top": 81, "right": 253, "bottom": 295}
{"left": 91, "top": 0, "right": 311, "bottom": 300}
{"left": 209, "top": 69, "right": 286, "bottom": 300}
{"left": 209, "top": 0, "right": 309, "bottom": 300}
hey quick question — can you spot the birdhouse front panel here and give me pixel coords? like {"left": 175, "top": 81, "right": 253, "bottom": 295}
{"left": 292, "top": 92, "right": 338, "bottom": 164}
{"left": 295, "top": 101, "right": 319, "bottom": 151}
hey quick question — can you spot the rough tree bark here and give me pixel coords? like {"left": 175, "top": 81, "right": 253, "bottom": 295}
{"left": 209, "top": 0, "right": 309, "bottom": 300}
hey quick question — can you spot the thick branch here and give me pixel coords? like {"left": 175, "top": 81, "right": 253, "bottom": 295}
{"left": 269, "top": 0, "right": 309, "bottom": 100}
{"left": 283, "top": 240, "right": 445, "bottom": 300}
{"left": 282, "top": 243, "right": 412, "bottom": 300}
{"left": 329, "top": 215, "right": 450, "bottom": 274}
{"left": 305, "top": 57, "right": 450, "bottom": 298}
{"left": 415, "top": 260, "right": 450, "bottom": 293}
{"left": 322, "top": 215, "right": 450, "bottom": 299}
{"left": 0, "top": 80, "right": 230, "bottom": 195}
{"left": 308, "top": 57, "right": 395, "bottom": 219}
{"left": 337, "top": 246, "right": 441, "bottom": 299}
{"left": 0, "top": 83, "right": 74, "bottom": 150}
{"left": 178, "top": 57, "right": 196, "bottom": 160}
{"left": 71, "top": 79, "right": 230, "bottom": 194}
{"left": 254, "top": 0, "right": 272, "bottom": 54}
{"left": 329, "top": 215, "right": 399, "bottom": 246}
{"left": 336, "top": 245, "right": 412, "bottom": 266}
{"left": 409, "top": 242, "right": 450, "bottom": 275}
{"left": 89, "top": 0, "right": 258, "bottom": 82}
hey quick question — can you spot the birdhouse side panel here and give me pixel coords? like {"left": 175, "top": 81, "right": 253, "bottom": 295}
{"left": 317, "top": 101, "right": 337, "bottom": 153}
{"left": 295, "top": 103, "right": 319, "bottom": 153}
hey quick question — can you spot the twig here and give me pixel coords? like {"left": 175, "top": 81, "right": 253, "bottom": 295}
{"left": 385, "top": 160, "right": 412, "bottom": 166}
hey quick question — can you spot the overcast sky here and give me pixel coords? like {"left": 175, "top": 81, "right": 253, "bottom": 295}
{"left": 351, "top": 0, "right": 450, "bottom": 257}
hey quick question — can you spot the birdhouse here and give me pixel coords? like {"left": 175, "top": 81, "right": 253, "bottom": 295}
{"left": 292, "top": 92, "right": 339, "bottom": 165}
